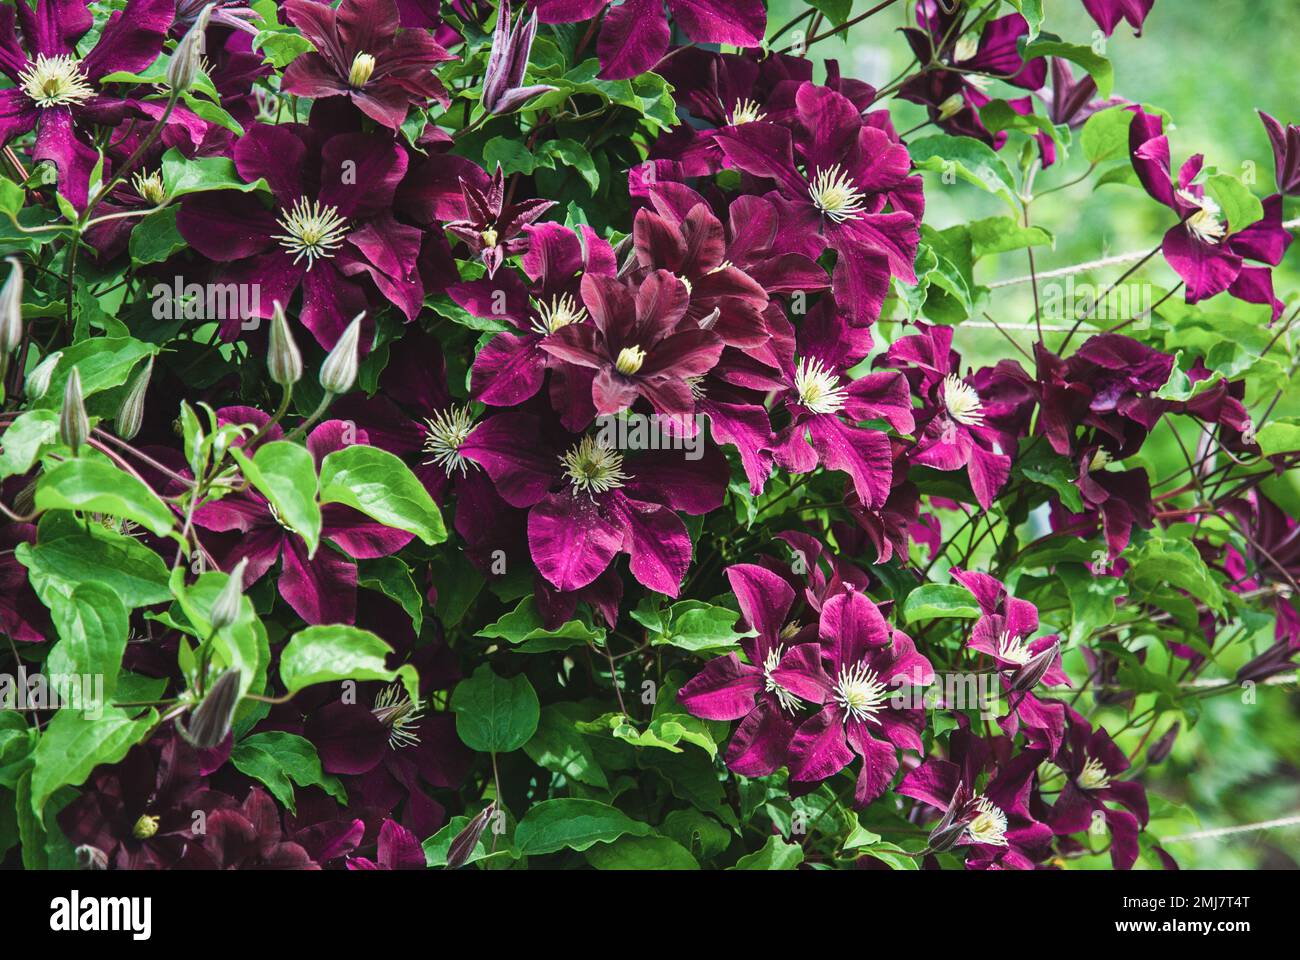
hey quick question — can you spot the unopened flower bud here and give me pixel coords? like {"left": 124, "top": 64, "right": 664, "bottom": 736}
{"left": 179, "top": 667, "right": 242, "bottom": 749}
{"left": 209, "top": 558, "right": 248, "bottom": 632}
{"left": 318, "top": 312, "right": 365, "bottom": 395}
{"left": 267, "top": 301, "right": 302, "bottom": 387}
{"left": 115, "top": 357, "right": 153, "bottom": 441}
{"left": 926, "top": 807, "right": 969, "bottom": 853}
{"left": 11, "top": 479, "right": 36, "bottom": 516}
{"left": 132, "top": 814, "right": 160, "bottom": 840}
{"left": 166, "top": 4, "right": 213, "bottom": 93}
{"left": 25, "top": 350, "right": 60, "bottom": 399}
{"left": 59, "top": 367, "right": 89, "bottom": 454}
{"left": 1009, "top": 640, "right": 1060, "bottom": 694}
{"left": 75, "top": 845, "right": 109, "bottom": 870}
{"left": 447, "top": 802, "right": 496, "bottom": 869}
{"left": 1146, "top": 721, "right": 1180, "bottom": 766}
{"left": 0, "top": 257, "right": 23, "bottom": 354}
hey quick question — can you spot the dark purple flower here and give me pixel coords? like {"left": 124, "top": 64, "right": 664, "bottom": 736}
{"left": 443, "top": 163, "right": 556, "bottom": 277}
{"left": 715, "top": 83, "right": 921, "bottom": 327}
{"left": 0, "top": 521, "right": 47, "bottom": 643}
{"left": 347, "top": 818, "right": 426, "bottom": 869}
{"left": 0, "top": 0, "right": 174, "bottom": 209}
{"left": 177, "top": 122, "right": 423, "bottom": 347}
{"left": 1130, "top": 108, "right": 1293, "bottom": 320}
{"left": 779, "top": 588, "right": 934, "bottom": 808}
{"left": 280, "top": 0, "right": 454, "bottom": 130}
{"left": 181, "top": 787, "right": 319, "bottom": 869}
{"left": 678, "top": 564, "right": 826, "bottom": 777}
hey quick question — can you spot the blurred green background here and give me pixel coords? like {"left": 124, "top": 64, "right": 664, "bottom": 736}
{"left": 767, "top": 0, "right": 1300, "bottom": 868}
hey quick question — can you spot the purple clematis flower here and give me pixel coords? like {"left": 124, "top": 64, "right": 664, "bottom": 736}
{"left": 1081, "top": 0, "right": 1155, "bottom": 36}
{"left": 541, "top": 270, "right": 724, "bottom": 418}
{"left": 280, "top": 0, "right": 454, "bottom": 130}
{"left": 193, "top": 413, "right": 414, "bottom": 625}
{"left": 1130, "top": 109, "right": 1293, "bottom": 321}
{"left": 950, "top": 568, "right": 1069, "bottom": 755}
{"left": 1030, "top": 59, "right": 1128, "bottom": 167}
{"left": 181, "top": 787, "right": 318, "bottom": 869}
{"left": 779, "top": 587, "right": 934, "bottom": 808}
{"left": 1035, "top": 707, "right": 1149, "bottom": 870}
{"left": 1259, "top": 110, "right": 1300, "bottom": 196}
{"left": 177, "top": 122, "right": 423, "bottom": 347}
{"left": 0, "top": 521, "right": 48, "bottom": 643}
{"left": 887, "top": 323, "right": 1033, "bottom": 509}
{"left": 0, "top": 0, "right": 174, "bottom": 209}
{"left": 770, "top": 300, "right": 915, "bottom": 510}
{"left": 715, "top": 83, "right": 922, "bottom": 327}
{"left": 898, "top": 727, "right": 1054, "bottom": 869}
{"left": 452, "top": 221, "right": 617, "bottom": 417}
{"left": 535, "top": 0, "right": 765, "bottom": 81}
{"left": 678, "top": 564, "right": 828, "bottom": 777}
{"left": 444, "top": 163, "right": 556, "bottom": 277}
{"left": 347, "top": 818, "right": 426, "bottom": 869}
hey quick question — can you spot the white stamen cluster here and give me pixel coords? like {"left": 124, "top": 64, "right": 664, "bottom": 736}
{"left": 942, "top": 374, "right": 985, "bottom": 427}
{"left": 1177, "top": 188, "right": 1227, "bottom": 244}
{"left": 1076, "top": 755, "right": 1112, "bottom": 791}
{"left": 372, "top": 683, "right": 424, "bottom": 750}
{"left": 965, "top": 796, "right": 1010, "bottom": 846}
{"left": 348, "top": 52, "right": 376, "bottom": 88}
{"left": 531, "top": 294, "right": 587, "bottom": 335}
{"left": 273, "top": 197, "right": 349, "bottom": 268}
{"left": 561, "top": 436, "right": 628, "bottom": 496}
{"left": 807, "top": 164, "right": 869, "bottom": 223}
{"left": 19, "top": 54, "right": 95, "bottom": 108}
{"left": 614, "top": 345, "right": 646, "bottom": 376}
{"left": 996, "top": 630, "right": 1033, "bottom": 666}
{"left": 728, "top": 98, "right": 767, "bottom": 125}
{"left": 762, "top": 645, "right": 801, "bottom": 713}
{"left": 794, "top": 357, "right": 848, "bottom": 415}
{"left": 834, "top": 661, "right": 889, "bottom": 724}
{"left": 423, "top": 406, "right": 477, "bottom": 476}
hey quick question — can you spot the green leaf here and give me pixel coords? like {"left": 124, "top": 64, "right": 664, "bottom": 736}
{"left": 584, "top": 834, "right": 698, "bottom": 869}
{"left": 1080, "top": 105, "right": 1134, "bottom": 165}
{"left": 807, "top": 0, "right": 853, "bottom": 24}
{"left": 128, "top": 207, "right": 186, "bottom": 265}
{"left": 0, "top": 410, "right": 59, "bottom": 480}
{"left": 46, "top": 582, "right": 129, "bottom": 702}
{"left": 538, "top": 139, "right": 599, "bottom": 194}
{"left": 1059, "top": 563, "right": 1127, "bottom": 643}
{"left": 902, "top": 583, "right": 980, "bottom": 623}
{"left": 1256, "top": 418, "right": 1300, "bottom": 457}
{"left": 357, "top": 557, "right": 424, "bottom": 634}
{"left": 483, "top": 136, "right": 537, "bottom": 176}
{"left": 35, "top": 458, "right": 176, "bottom": 536}
{"left": 229, "top": 732, "right": 346, "bottom": 815}
{"left": 231, "top": 441, "right": 321, "bottom": 554}
{"left": 32, "top": 338, "right": 157, "bottom": 412}
{"left": 17, "top": 514, "right": 172, "bottom": 608}
{"left": 160, "top": 148, "right": 268, "bottom": 199}
{"left": 476, "top": 596, "right": 604, "bottom": 652}
{"left": 1127, "top": 534, "right": 1226, "bottom": 611}
{"left": 910, "top": 134, "right": 1020, "bottom": 210}
{"left": 1022, "top": 39, "right": 1113, "bottom": 98}
{"left": 451, "top": 665, "right": 539, "bottom": 753}
{"left": 168, "top": 567, "right": 265, "bottom": 703}
{"left": 279, "top": 624, "right": 418, "bottom": 702}
{"left": 648, "top": 600, "right": 752, "bottom": 655}
{"left": 318, "top": 445, "right": 446, "bottom": 545}
{"left": 523, "top": 704, "right": 608, "bottom": 788}
{"left": 730, "top": 834, "right": 805, "bottom": 870}
{"left": 513, "top": 798, "right": 655, "bottom": 856}
{"left": 29, "top": 706, "right": 157, "bottom": 819}
{"left": 1205, "top": 173, "right": 1264, "bottom": 233}
{"left": 968, "top": 216, "right": 1054, "bottom": 259}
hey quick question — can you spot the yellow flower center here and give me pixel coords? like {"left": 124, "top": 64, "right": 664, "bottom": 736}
{"left": 561, "top": 436, "right": 628, "bottom": 496}
{"left": 943, "top": 374, "right": 984, "bottom": 427}
{"left": 272, "top": 197, "right": 349, "bottom": 269}
{"left": 132, "top": 814, "right": 160, "bottom": 840}
{"left": 794, "top": 357, "right": 847, "bottom": 415}
{"left": 808, "top": 164, "right": 868, "bottom": 222}
{"left": 423, "top": 406, "right": 477, "bottom": 477}
{"left": 615, "top": 345, "right": 646, "bottom": 376}
{"left": 19, "top": 54, "right": 95, "bottom": 108}
{"left": 531, "top": 294, "right": 587, "bottom": 335}
{"left": 348, "top": 52, "right": 376, "bottom": 88}
{"left": 1177, "top": 188, "right": 1227, "bottom": 245}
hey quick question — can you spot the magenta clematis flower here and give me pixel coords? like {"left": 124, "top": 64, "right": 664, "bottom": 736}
{"left": 520, "top": 434, "right": 728, "bottom": 596}
{"left": 532, "top": 0, "right": 764, "bottom": 81}
{"left": 443, "top": 163, "right": 556, "bottom": 277}
{"left": 0, "top": 0, "right": 174, "bottom": 209}
{"left": 1081, "top": 0, "right": 1155, "bottom": 36}
{"left": 898, "top": 728, "right": 1054, "bottom": 869}
{"left": 887, "top": 323, "right": 1033, "bottom": 509}
{"left": 193, "top": 413, "right": 414, "bottom": 625}
{"left": 715, "top": 83, "right": 922, "bottom": 327}
{"left": 451, "top": 221, "right": 617, "bottom": 416}
{"left": 778, "top": 588, "right": 934, "bottom": 808}
{"left": 770, "top": 301, "right": 915, "bottom": 510}
{"left": 678, "top": 564, "right": 828, "bottom": 777}
{"left": 1035, "top": 707, "right": 1149, "bottom": 870}
{"left": 899, "top": 5, "right": 1046, "bottom": 147}
{"left": 1259, "top": 110, "right": 1300, "bottom": 196}
{"left": 950, "top": 568, "right": 1069, "bottom": 756}
{"left": 181, "top": 788, "right": 318, "bottom": 869}
{"left": 280, "top": 0, "right": 454, "bottom": 130}
{"left": 541, "top": 270, "right": 724, "bottom": 419}
{"left": 1031, "top": 59, "right": 1128, "bottom": 167}
{"left": 177, "top": 122, "right": 423, "bottom": 347}
{"left": 1130, "top": 109, "right": 1293, "bottom": 321}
